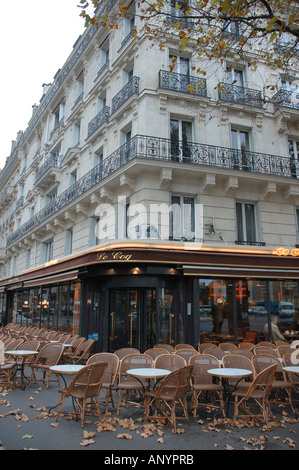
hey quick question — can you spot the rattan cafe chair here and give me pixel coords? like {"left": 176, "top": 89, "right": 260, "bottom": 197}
{"left": 143, "top": 365, "right": 193, "bottom": 434}
{"left": 232, "top": 364, "right": 277, "bottom": 430}
{"left": 55, "top": 362, "right": 108, "bottom": 428}
{"left": 116, "top": 354, "right": 153, "bottom": 415}
{"left": 154, "top": 354, "right": 186, "bottom": 371}
{"left": 189, "top": 354, "right": 225, "bottom": 417}
{"left": 29, "top": 343, "right": 64, "bottom": 388}
{"left": 87, "top": 353, "right": 120, "bottom": 414}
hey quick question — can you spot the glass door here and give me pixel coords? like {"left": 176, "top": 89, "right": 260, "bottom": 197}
{"left": 109, "top": 287, "right": 176, "bottom": 351}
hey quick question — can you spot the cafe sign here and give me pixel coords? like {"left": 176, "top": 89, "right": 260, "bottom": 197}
{"left": 272, "top": 247, "right": 299, "bottom": 257}
{"left": 97, "top": 251, "right": 133, "bottom": 261}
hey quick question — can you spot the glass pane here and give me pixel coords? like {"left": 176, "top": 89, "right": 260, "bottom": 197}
{"left": 158, "top": 288, "right": 175, "bottom": 344}
{"left": 170, "top": 119, "right": 179, "bottom": 159}
{"left": 268, "top": 280, "right": 299, "bottom": 344}
{"left": 199, "top": 279, "right": 234, "bottom": 343}
{"left": 237, "top": 280, "right": 267, "bottom": 343}
{"left": 245, "top": 203, "right": 256, "bottom": 243}
{"left": 145, "top": 289, "right": 156, "bottom": 347}
{"left": 236, "top": 202, "right": 244, "bottom": 241}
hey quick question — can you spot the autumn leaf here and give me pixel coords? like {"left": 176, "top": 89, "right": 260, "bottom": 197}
{"left": 80, "top": 439, "right": 96, "bottom": 447}
{"left": 116, "top": 433, "right": 133, "bottom": 440}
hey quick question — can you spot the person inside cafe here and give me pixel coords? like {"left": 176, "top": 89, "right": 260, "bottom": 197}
{"left": 264, "top": 315, "right": 287, "bottom": 344}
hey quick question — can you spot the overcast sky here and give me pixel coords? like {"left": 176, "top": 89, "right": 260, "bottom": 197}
{"left": 0, "top": 0, "right": 85, "bottom": 169}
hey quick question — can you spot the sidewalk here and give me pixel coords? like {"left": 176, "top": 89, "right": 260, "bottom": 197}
{"left": 0, "top": 372, "right": 298, "bottom": 452}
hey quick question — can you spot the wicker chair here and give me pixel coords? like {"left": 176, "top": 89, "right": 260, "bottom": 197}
{"left": 189, "top": 354, "right": 225, "bottom": 417}
{"left": 87, "top": 353, "right": 119, "bottom": 414}
{"left": 63, "top": 337, "right": 85, "bottom": 359}
{"left": 230, "top": 348, "right": 254, "bottom": 360}
{"left": 29, "top": 343, "right": 64, "bottom": 388}
{"left": 0, "top": 341, "right": 16, "bottom": 389}
{"left": 66, "top": 339, "right": 95, "bottom": 364}
{"left": 153, "top": 344, "right": 175, "bottom": 353}
{"left": 144, "top": 348, "right": 170, "bottom": 360}
{"left": 174, "top": 344, "right": 196, "bottom": 351}
{"left": 232, "top": 364, "right": 277, "bottom": 430}
{"left": 252, "top": 354, "right": 295, "bottom": 413}
{"left": 204, "top": 348, "right": 227, "bottom": 362}
{"left": 283, "top": 352, "right": 299, "bottom": 402}
{"left": 256, "top": 341, "right": 276, "bottom": 349}
{"left": 155, "top": 354, "right": 186, "bottom": 371}
{"left": 4, "top": 338, "right": 24, "bottom": 351}
{"left": 175, "top": 349, "right": 199, "bottom": 363}
{"left": 219, "top": 342, "right": 237, "bottom": 352}
{"left": 116, "top": 354, "right": 153, "bottom": 415}
{"left": 277, "top": 344, "right": 295, "bottom": 358}
{"left": 222, "top": 354, "right": 254, "bottom": 392}
{"left": 114, "top": 348, "right": 140, "bottom": 361}
{"left": 198, "top": 343, "right": 218, "bottom": 353}
{"left": 143, "top": 365, "right": 193, "bottom": 433}
{"left": 253, "top": 346, "right": 279, "bottom": 357}
{"left": 238, "top": 342, "right": 255, "bottom": 350}
{"left": 55, "top": 362, "right": 108, "bottom": 428}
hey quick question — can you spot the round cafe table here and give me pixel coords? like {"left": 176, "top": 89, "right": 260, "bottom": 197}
{"left": 208, "top": 367, "right": 253, "bottom": 417}
{"left": 5, "top": 350, "right": 39, "bottom": 390}
{"left": 125, "top": 368, "right": 171, "bottom": 416}
{"left": 48, "top": 364, "right": 85, "bottom": 414}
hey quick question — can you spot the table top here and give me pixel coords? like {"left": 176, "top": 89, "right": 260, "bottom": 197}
{"left": 50, "top": 364, "right": 85, "bottom": 374}
{"left": 5, "top": 350, "right": 39, "bottom": 356}
{"left": 283, "top": 366, "right": 299, "bottom": 374}
{"left": 126, "top": 368, "right": 171, "bottom": 379}
{"left": 208, "top": 367, "right": 253, "bottom": 378}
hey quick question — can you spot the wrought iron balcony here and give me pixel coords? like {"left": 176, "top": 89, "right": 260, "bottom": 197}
{"left": 272, "top": 88, "right": 299, "bottom": 112}
{"left": 218, "top": 82, "right": 263, "bottom": 108}
{"left": 87, "top": 106, "right": 110, "bottom": 137}
{"left": 111, "top": 76, "right": 139, "bottom": 113}
{"left": 6, "top": 135, "right": 297, "bottom": 247}
{"left": 35, "top": 153, "right": 62, "bottom": 184}
{"left": 159, "top": 70, "right": 207, "bottom": 97}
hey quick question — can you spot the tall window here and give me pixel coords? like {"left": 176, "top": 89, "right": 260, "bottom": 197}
{"left": 42, "top": 239, "right": 54, "bottom": 263}
{"left": 170, "top": 195, "right": 195, "bottom": 240}
{"left": 170, "top": 119, "right": 192, "bottom": 161}
{"left": 236, "top": 202, "right": 257, "bottom": 244}
{"left": 65, "top": 229, "right": 73, "bottom": 256}
{"left": 170, "top": 0, "right": 190, "bottom": 26}
{"left": 231, "top": 128, "right": 250, "bottom": 170}
{"left": 169, "top": 55, "right": 190, "bottom": 92}
{"left": 226, "top": 66, "right": 244, "bottom": 87}
{"left": 288, "top": 139, "right": 299, "bottom": 178}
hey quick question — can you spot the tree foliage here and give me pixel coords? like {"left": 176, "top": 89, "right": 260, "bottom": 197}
{"left": 78, "top": 0, "right": 299, "bottom": 69}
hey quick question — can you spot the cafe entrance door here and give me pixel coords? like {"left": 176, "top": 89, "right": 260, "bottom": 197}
{"left": 108, "top": 286, "right": 176, "bottom": 351}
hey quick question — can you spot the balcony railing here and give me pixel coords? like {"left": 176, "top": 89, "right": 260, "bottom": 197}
{"left": 6, "top": 135, "right": 297, "bottom": 246}
{"left": 35, "top": 153, "right": 62, "bottom": 184}
{"left": 87, "top": 106, "right": 110, "bottom": 137}
{"left": 111, "top": 76, "right": 139, "bottom": 113}
{"left": 159, "top": 70, "right": 207, "bottom": 97}
{"left": 272, "top": 88, "right": 299, "bottom": 112}
{"left": 218, "top": 82, "right": 263, "bottom": 108}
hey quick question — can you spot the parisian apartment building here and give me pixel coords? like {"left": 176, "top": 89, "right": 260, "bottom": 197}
{"left": 0, "top": 0, "right": 298, "bottom": 351}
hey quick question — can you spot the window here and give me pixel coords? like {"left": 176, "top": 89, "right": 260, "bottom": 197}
{"left": 45, "top": 189, "right": 57, "bottom": 207}
{"left": 65, "top": 229, "right": 73, "bottom": 256}
{"left": 170, "top": 119, "right": 192, "bottom": 161}
{"left": 123, "top": 12, "right": 135, "bottom": 43}
{"left": 99, "top": 42, "right": 109, "bottom": 73}
{"left": 170, "top": 0, "right": 190, "bottom": 27}
{"left": 231, "top": 128, "right": 250, "bottom": 170}
{"left": 70, "top": 169, "right": 77, "bottom": 186}
{"left": 76, "top": 72, "right": 84, "bottom": 102}
{"left": 226, "top": 66, "right": 244, "bottom": 87}
{"left": 25, "top": 249, "right": 31, "bottom": 270}
{"left": 42, "top": 239, "right": 54, "bottom": 263}
{"left": 236, "top": 202, "right": 257, "bottom": 244}
{"left": 89, "top": 217, "right": 100, "bottom": 247}
{"left": 169, "top": 55, "right": 190, "bottom": 92}
{"left": 288, "top": 139, "right": 299, "bottom": 178}
{"left": 51, "top": 101, "right": 65, "bottom": 132}
{"left": 73, "top": 120, "right": 81, "bottom": 146}
{"left": 170, "top": 195, "right": 195, "bottom": 240}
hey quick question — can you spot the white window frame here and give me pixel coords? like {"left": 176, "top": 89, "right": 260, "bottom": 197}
{"left": 235, "top": 201, "right": 260, "bottom": 245}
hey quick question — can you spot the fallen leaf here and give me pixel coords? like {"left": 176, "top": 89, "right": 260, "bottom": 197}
{"left": 22, "top": 435, "right": 33, "bottom": 439}
{"left": 116, "top": 433, "right": 133, "bottom": 440}
{"left": 80, "top": 439, "right": 95, "bottom": 447}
